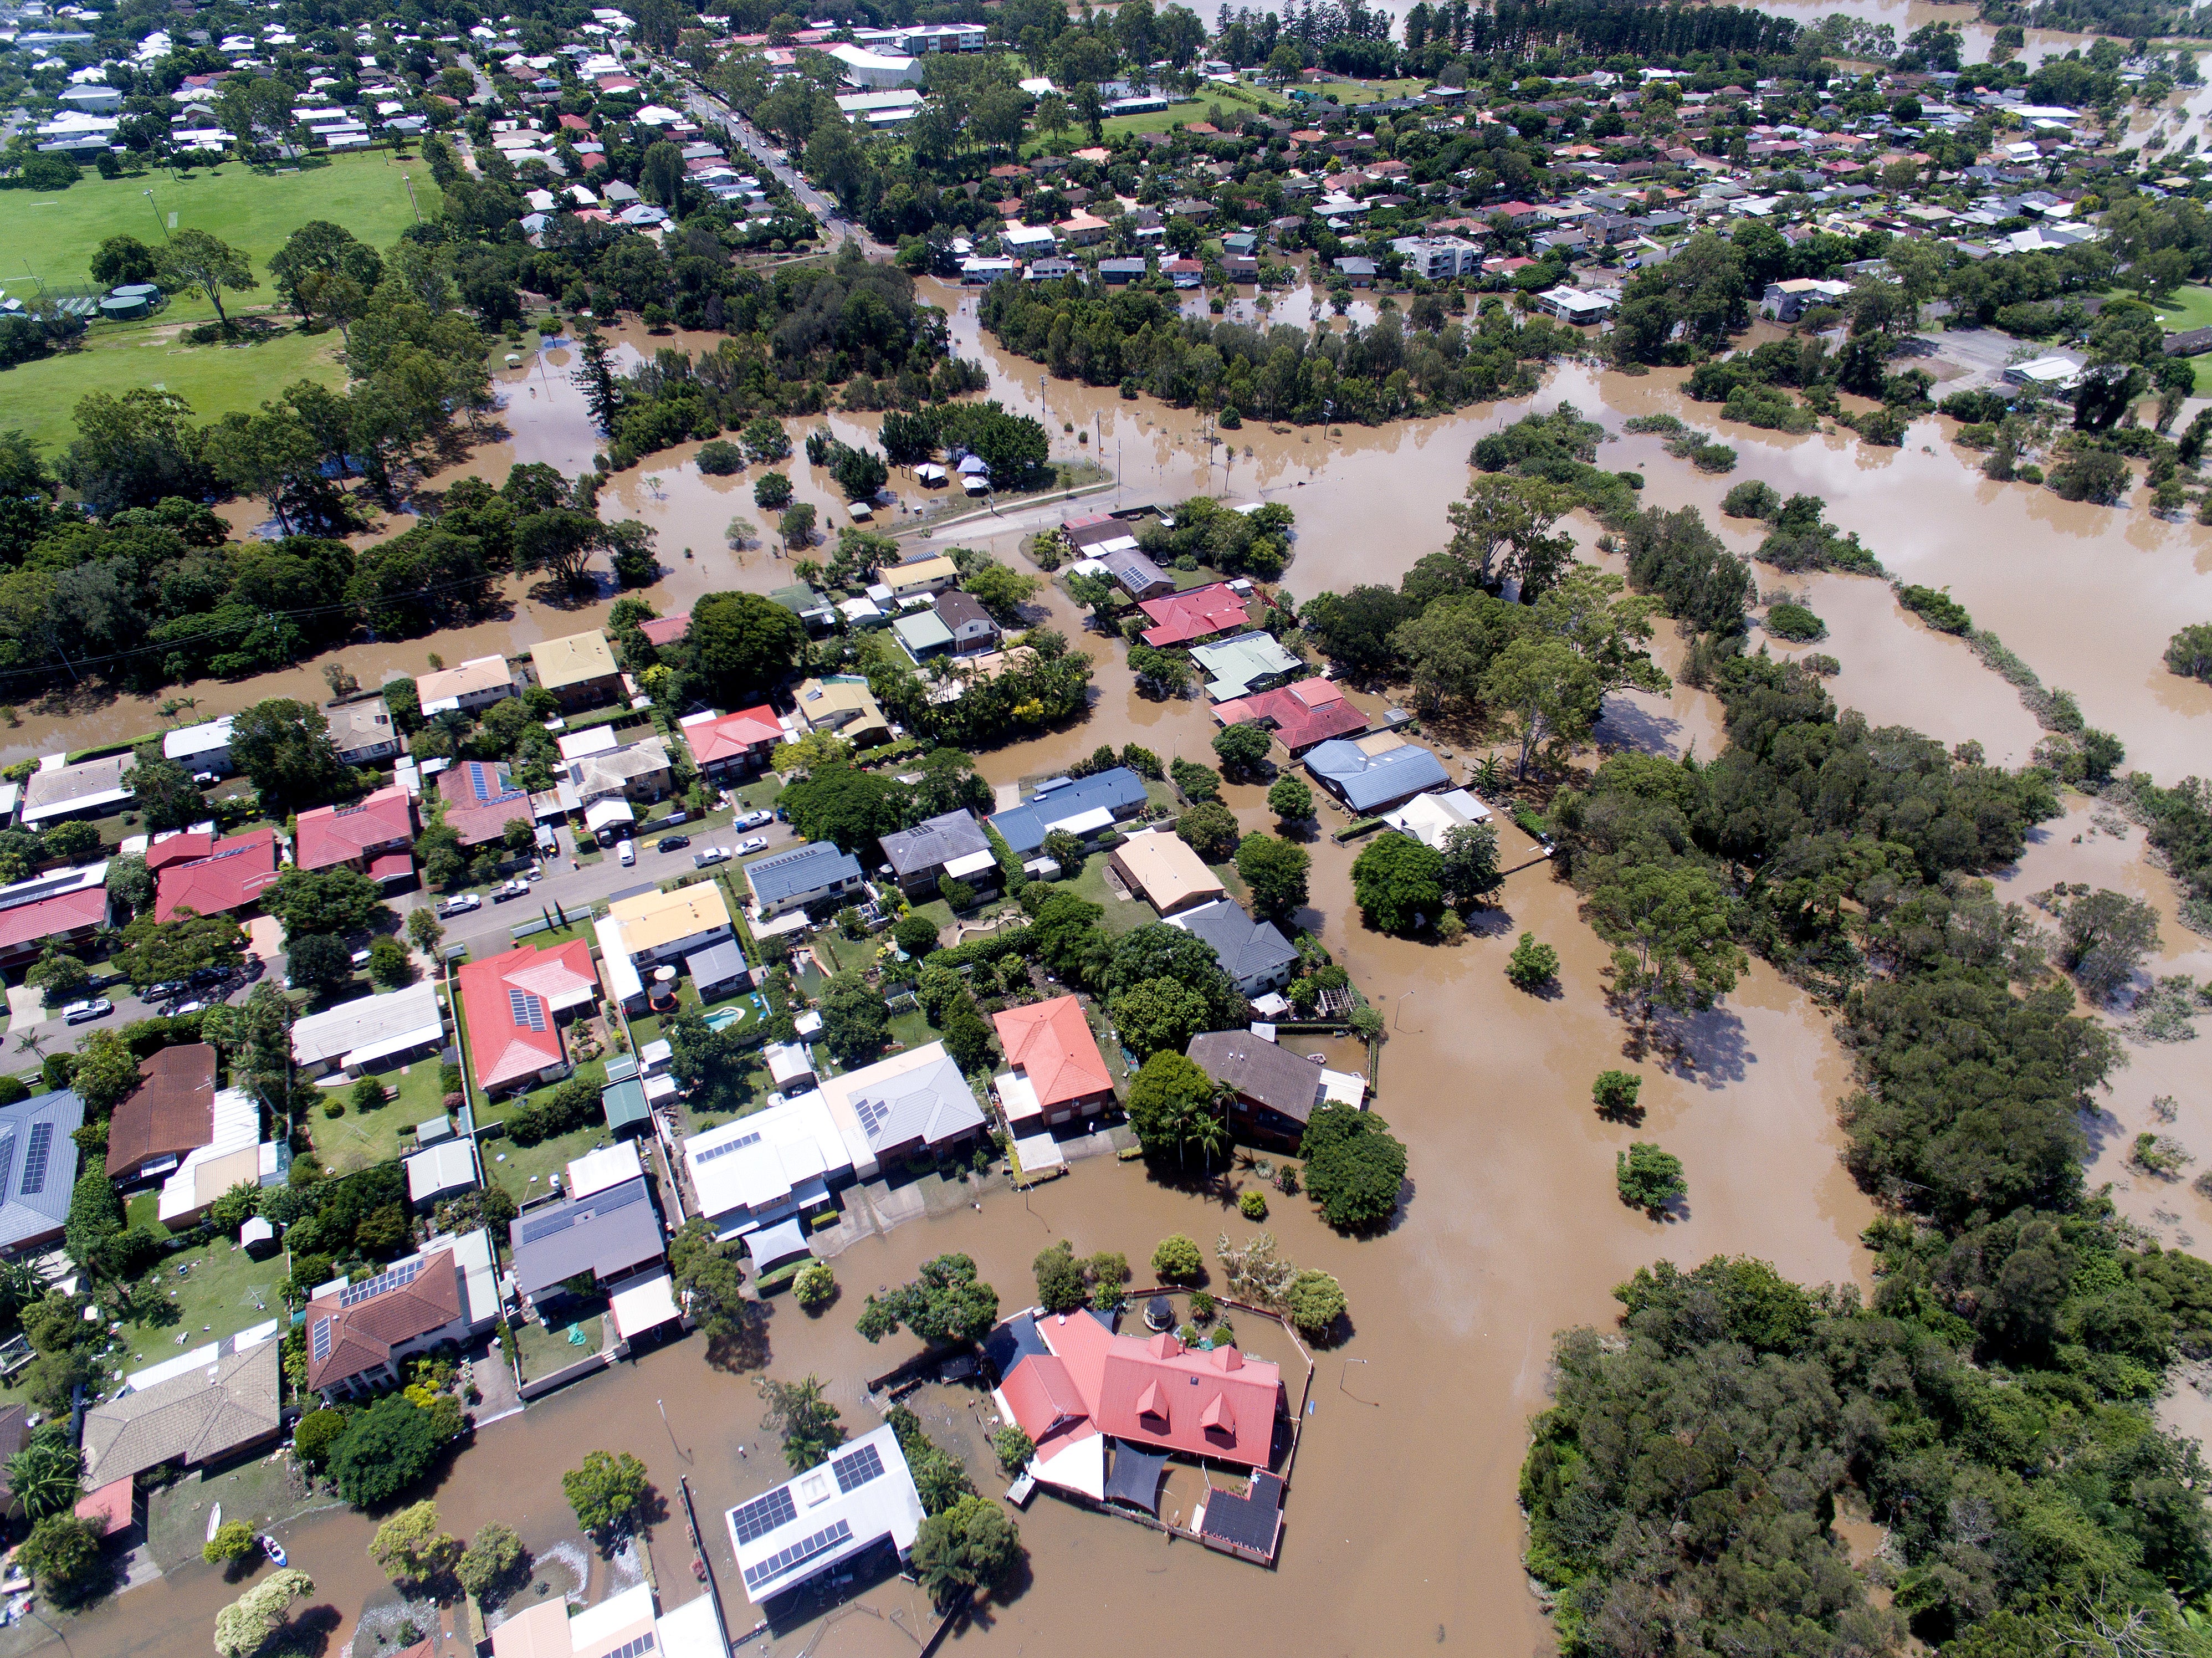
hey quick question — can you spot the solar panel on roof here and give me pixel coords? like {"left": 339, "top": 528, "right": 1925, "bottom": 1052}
{"left": 311, "top": 1317, "right": 332, "bottom": 1363}
{"left": 0, "top": 1134, "right": 19, "bottom": 1199}
{"left": 853, "top": 1096, "right": 888, "bottom": 1138}
{"left": 337, "top": 1257, "right": 423, "bottom": 1308}
{"left": 730, "top": 1486, "right": 797, "bottom": 1544}
{"left": 508, "top": 988, "right": 546, "bottom": 1031}
{"left": 18, "top": 1122, "right": 52, "bottom": 1196}
{"left": 741, "top": 1518, "right": 852, "bottom": 1589}
{"left": 515, "top": 1178, "right": 648, "bottom": 1246}
{"left": 831, "top": 1442, "right": 884, "bottom": 1493}
{"left": 606, "top": 1634, "right": 656, "bottom": 1658}
{"left": 694, "top": 1130, "right": 762, "bottom": 1166}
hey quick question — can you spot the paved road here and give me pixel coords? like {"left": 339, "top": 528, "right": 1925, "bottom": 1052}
{"left": 675, "top": 78, "right": 887, "bottom": 258}
{"left": 421, "top": 815, "right": 808, "bottom": 961}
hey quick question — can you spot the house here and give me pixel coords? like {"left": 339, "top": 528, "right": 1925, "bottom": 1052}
{"left": 1136, "top": 582, "right": 1251, "bottom": 648}
{"left": 1060, "top": 211, "right": 1111, "bottom": 245}
{"left": 303, "top": 1231, "right": 501, "bottom": 1398}
{"left": 890, "top": 607, "right": 955, "bottom": 663}
{"left": 290, "top": 982, "right": 448, "bottom": 1077}
{"left": 404, "top": 1139, "right": 479, "bottom": 1211}
{"left": 1212, "top": 678, "right": 1368, "bottom": 755}
{"left": 1108, "top": 828, "right": 1225, "bottom": 916}
{"left": 1170, "top": 900, "right": 1299, "bottom": 998}
{"left": 153, "top": 828, "right": 283, "bottom": 923}
{"left": 685, "top": 938, "right": 752, "bottom": 1001}
{"left": 2004, "top": 355, "right": 2081, "bottom": 391}
{"left": 415, "top": 654, "right": 515, "bottom": 717}
{"left": 816, "top": 1042, "right": 987, "bottom": 1178}
{"left": 992, "top": 996, "right": 1113, "bottom": 1130}
{"left": 762, "top": 1041, "right": 817, "bottom": 1096}
{"left": 1332, "top": 257, "right": 1377, "bottom": 286}
{"left": 79, "top": 1342, "right": 282, "bottom": 1490}
{"left": 324, "top": 699, "right": 406, "bottom": 766}
{"left": 19, "top": 753, "right": 134, "bottom": 828}
{"left": 685, "top": 1091, "right": 853, "bottom": 1240}
{"left": 1536, "top": 286, "right": 1615, "bottom": 324}
{"left": 155, "top": 1086, "right": 284, "bottom": 1228}
{"left": 294, "top": 786, "right": 418, "bottom": 876}
{"left": 596, "top": 881, "right": 735, "bottom": 1010}
{"left": 0, "top": 1089, "right": 83, "bottom": 1256}
{"left": 1098, "top": 256, "right": 1149, "bottom": 284}
{"left": 491, "top": 1584, "right": 726, "bottom": 1658}
{"left": 884, "top": 554, "right": 958, "bottom": 599}
{"left": 437, "top": 759, "right": 536, "bottom": 847}
{"left": 1304, "top": 734, "right": 1451, "bottom": 814}
{"left": 1189, "top": 631, "right": 1302, "bottom": 701}
{"left": 1099, "top": 545, "right": 1175, "bottom": 600}
{"left": 679, "top": 705, "right": 783, "bottom": 777}
{"left": 457, "top": 940, "right": 600, "bottom": 1096}
{"left": 529, "top": 631, "right": 623, "bottom": 710}
{"left": 638, "top": 612, "right": 692, "bottom": 648}
{"left": 1187, "top": 1029, "right": 1328, "bottom": 1145}
{"left": 1390, "top": 234, "right": 1481, "bottom": 279}
{"left": 105, "top": 1043, "right": 218, "bottom": 1184}
{"left": 0, "top": 864, "right": 110, "bottom": 968}
{"left": 744, "top": 842, "right": 865, "bottom": 919}
{"left": 162, "top": 716, "right": 235, "bottom": 777}
{"left": 987, "top": 1308, "right": 1286, "bottom": 1497}
{"left": 509, "top": 1175, "right": 666, "bottom": 1304}
{"left": 877, "top": 811, "right": 997, "bottom": 897}
{"left": 726, "top": 1422, "right": 927, "bottom": 1606}
{"left": 1380, "top": 786, "right": 1492, "bottom": 849}
{"left": 933, "top": 590, "right": 1001, "bottom": 654}
{"left": 1759, "top": 276, "right": 1852, "bottom": 321}
{"left": 570, "top": 736, "right": 673, "bottom": 809}
{"left": 771, "top": 584, "right": 839, "bottom": 634}
{"left": 990, "top": 768, "right": 1150, "bottom": 857}
{"left": 792, "top": 677, "right": 892, "bottom": 748}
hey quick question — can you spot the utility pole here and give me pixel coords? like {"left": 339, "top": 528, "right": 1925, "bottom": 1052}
{"left": 144, "top": 188, "right": 169, "bottom": 240}
{"left": 403, "top": 172, "right": 421, "bottom": 223}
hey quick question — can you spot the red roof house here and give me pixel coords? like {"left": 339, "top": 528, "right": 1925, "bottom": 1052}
{"left": 679, "top": 705, "right": 783, "bottom": 777}
{"left": 638, "top": 612, "right": 691, "bottom": 647}
{"left": 437, "top": 760, "right": 535, "bottom": 848}
{"left": 998, "top": 1309, "right": 1284, "bottom": 1471}
{"left": 991, "top": 996, "right": 1113, "bottom": 1128}
{"left": 294, "top": 786, "right": 418, "bottom": 875}
{"left": 1137, "top": 582, "right": 1252, "bottom": 648}
{"left": 458, "top": 940, "right": 600, "bottom": 1095}
{"left": 1213, "top": 678, "right": 1368, "bottom": 755}
{"left": 143, "top": 828, "right": 218, "bottom": 872}
{"left": 304, "top": 1246, "right": 467, "bottom": 1396}
{"left": 154, "top": 829, "right": 281, "bottom": 923}
{"left": 0, "top": 885, "right": 109, "bottom": 965}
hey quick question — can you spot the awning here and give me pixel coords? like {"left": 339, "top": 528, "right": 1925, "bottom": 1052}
{"left": 944, "top": 848, "right": 1000, "bottom": 880}
{"left": 342, "top": 1021, "right": 449, "bottom": 1072}
{"left": 1103, "top": 1439, "right": 1171, "bottom": 1514}
{"left": 584, "top": 798, "right": 636, "bottom": 831}
{"left": 368, "top": 852, "right": 414, "bottom": 883}
{"left": 609, "top": 1271, "right": 682, "bottom": 1339}
{"left": 1044, "top": 805, "right": 1115, "bottom": 837}
{"left": 1012, "top": 1129, "right": 1065, "bottom": 1173}
{"left": 1032, "top": 1430, "right": 1106, "bottom": 1500}
{"left": 747, "top": 1216, "right": 812, "bottom": 1272}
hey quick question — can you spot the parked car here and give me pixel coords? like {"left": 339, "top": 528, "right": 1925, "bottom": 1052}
{"left": 145, "top": 979, "right": 190, "bottom": 1001}
{"left": 441, "top": 894, "right": 483, "bottom": 918}
{"left": 657, "top": 835, "right": 690, "bottom": 853}
{"left": 190, "top": 964, "right": 229, "bottom": 986}
{"left": 617, "top": 838, "right": 636, "bottom": 866}
{"left": 489, "top": 878, "right": 530, "bottom": 903}
{"left": 170, "top": 1000, "right": 206, "bottom": 1018}
{"left": 692, "top": 847, "right": 730, "bottom": 868}
{"left": 84, "top": 972, "right": 126, "bottom": 993}
{"left": 736, "top": 836, "right": 768, "bottom": 854}
{"left": 62, "top": 1000, "right": 112, "bottom": 1025}
{"left": 735, "top": 810, "right": 774, "bottom": 830}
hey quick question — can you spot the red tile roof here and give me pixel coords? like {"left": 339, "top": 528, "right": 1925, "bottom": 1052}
{"left": 368, "top": 852, "right": 416, "bottom": 882}
{"left": 458, "top": 941, "right": 597, "bottom": 1093}
{"left": 1008, "top": 1311, "right": 1283, "bottom": 1469}
{"left": 294, "top": 786, "right": 417, "bottom": 873}
{"left": 304, "top": 1248, "right": 464, "bottom": 1393}
{"left": 682, "top": 705, "right": 782, "bottom": 769}
{"left": 0, "top": 885, "right": 108, "bottom": 954}
{"left": 638, "top": 612, "right": 691, "bottom": 647}
{"left": 992, "top": 996, "right": 1112, "bottom": 1114}
{"left": 144, "top": 829, "right": 216, "bottom": 872}
{"left": 437, "top": 761, "right": 534, "bottom": 847}
{"left": 1214, "top": 679, "right": 1368, "bottom": 754}
{"left": 558, "top": 112, "right": 592, "bottom": 131}
{"left": 1137, "top": 582, "right": 1253, "bottom": 648}
{"left": 154, "top": 829, "right": 280, "bottom": 923}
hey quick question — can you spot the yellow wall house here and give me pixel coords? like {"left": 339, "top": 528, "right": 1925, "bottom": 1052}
{"left": 793, "top": 677, "right": 892, "bottom": 747}
{"left": 529, "top": 631, "right": 623, "bottom": 709}
{"left": 1107, "top": 826, "right": 1227, "bottom": 915}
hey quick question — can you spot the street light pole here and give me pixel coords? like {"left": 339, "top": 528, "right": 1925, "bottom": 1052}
{"left": 144, "top": 188, "right": 168, "bottom": 240}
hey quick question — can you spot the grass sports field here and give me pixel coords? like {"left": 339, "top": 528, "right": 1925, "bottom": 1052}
{"left": 2, "top": 322, "right": 344, "bottom": 454}
{"left": 0, "top": 150, "right": 435, "bottom": 454}
{"left": 11, "top": 150, "right": 439, "bottom": 308}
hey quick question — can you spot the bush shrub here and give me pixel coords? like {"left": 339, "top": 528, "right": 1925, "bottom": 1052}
{"left": 695, "top": 440, "right": 744, "bottom": 475}
{"left": 1765, "top": 601, "right": 1826, "bottom": 641}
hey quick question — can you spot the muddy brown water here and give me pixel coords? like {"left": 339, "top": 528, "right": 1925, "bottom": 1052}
{"left": 18, "top": 277, "right": 2212, "bottom": 1658}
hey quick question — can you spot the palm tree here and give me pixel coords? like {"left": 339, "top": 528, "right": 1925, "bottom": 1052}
{"left": 13, "top": 1030, "right": 45, "bottom": 1060}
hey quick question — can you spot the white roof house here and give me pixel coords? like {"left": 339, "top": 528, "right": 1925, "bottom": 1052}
{"left": 684, "top": 1092, "right": 852, "bottom": 1240}
{"left": 726, "top": 1421, "right": 925, "bottom": 1606}
{"left": 1380, "top": 786, "right": 1493, "bottom": 850}
{"left": 162, "top": 717, "right": 235, "bottom": 772}
{"left": 290, "top": 982, "right": 448, "bottom": 1075}
{"left": 811, "top": 1042, "right": 986, "bottom": 1181}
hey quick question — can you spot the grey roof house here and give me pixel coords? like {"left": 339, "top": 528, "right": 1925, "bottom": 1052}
{"left": 80, "top": 1343, "right": 283, "bottom": 1488}
{"left": 933, "top": 589, "right": 1002, "bottom": 654}
{"left": 1303, "top": 738, "right": 1451, "bottom": 815}
{"left": 744, "top": 841, "right": 866, "bottom": 918}
{"left": 878, "top": 810, "right": 997, "bottom": 894}
{"left": 0, "top": 1089, "right": 82, "bottom": 1256}
{"left": 1098, "top": 545, "right": 1174, "bottom": 598}
{"left": 1186, "top": 1031, "right": 1327, "bottom": 1147}
{"left": 508, "top": 1176, "right": 667, "bottom": 1302}
{"left": 1169, "top": 899, "right": 1299, "bottom": 998}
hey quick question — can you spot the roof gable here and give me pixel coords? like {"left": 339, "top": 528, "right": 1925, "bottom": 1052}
{"left": 992, "top": 996, "right": 1110, "bottom": 1110}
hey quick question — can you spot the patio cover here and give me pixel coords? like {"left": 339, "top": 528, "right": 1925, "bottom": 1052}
{"left": 609, "top": 1271, "right": 682, "bottom": 1339}
{"left": 1103, "top": 1439, "right": 1171, "bottom": 1514}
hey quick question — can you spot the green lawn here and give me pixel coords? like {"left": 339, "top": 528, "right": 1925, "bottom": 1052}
{"left": 724, "top": 775, "right": 785, "bottom": 811}
{"left": 513, "top": 1300, "right": 606, "bottom": 1380}
{"left": 2140, "top": 284, "right": 2212, "bottom": 332}
{"left": 1066, "top": 851, "right": 1161, "bottom": 937}
{"left": 18, "top": 153, "right": 439, "bottom": 316}
{"left": 484, "top": 1117, "right": 615, "bottom": 1209}
{"left": 1025, "top": 101, "right": 1213, "bottom": 153}
{"left": 1316, "top": 77, "right": 1431, "bottom": 106}
{"left": 309, "top": 1055, "right": 451, "bottom": 1176}
{"left": 120, "top": 1239, "right": 289, "bottom": 1371}
{"left": 3, "top": 322, "right": 345, "bottom": 460}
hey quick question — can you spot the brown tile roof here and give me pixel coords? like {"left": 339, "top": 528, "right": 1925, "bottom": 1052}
{"left": 106, "top": 1043, "right": 217, "bottom": 1178}
{"left": 305, "top": 1249, "right": 463, "bottom": 1392}
{"left": 80, "top": 1342, "right": 281, "bottom": 1486}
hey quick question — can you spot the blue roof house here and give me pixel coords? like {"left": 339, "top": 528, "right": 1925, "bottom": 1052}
{"left": 1303, "top": 738, "right": 1451, "bottom": 815}
{"left": 743, "top": 842, "right": 866, "bottom": 919}
{"left": 990, "top": 768, "right": 1150, "bottom": 856}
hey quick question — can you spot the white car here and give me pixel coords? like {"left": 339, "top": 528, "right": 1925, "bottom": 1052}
{"left": 736, "top": 836, "right": 768, "bottom": 854}
{"left": 441, "top": 894, "right": 483, "bottom": 918}
{"left": 62, "top": 999, "right": 112, "bottom": 1025}
{"left": 171, "top": 1000, "right": 207, "bottom": 1018}
{"left": 734, "top": 810, "right": 774, "bottom": 830}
